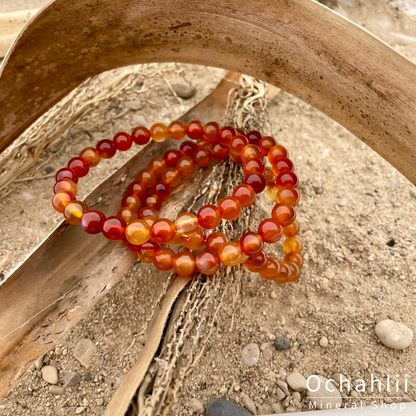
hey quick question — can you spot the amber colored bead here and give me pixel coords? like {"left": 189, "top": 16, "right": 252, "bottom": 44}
{"left": 152, "top": 181, "right": 171, "bottom": 201}
{"left": 52, "top": 191, "right": 75, "bottom": 213}
{"left": 244, "top": 251, "right": 268, "bottom": 273}
{"left": 113, "top": 132, "right": 133, "bottom": 151}
{"left": 125, "top": 219, "right": 150, "bottom": 245}
{"left": 196, "top": 137, "right": 213, "bottom": 149}
{"left": 287, "top": 261, "right": 301, "bottom": 282}
{"left": 240, "top": 232, "right": 264, "bottom": 256}
{"left": 170, "top": 232, "right": 184, "bottom": 246}
{"left": 244, "top": 173, "right": 266, "bottom": 194}
{"left": 55, "top": 167, "right": 78, "bottom": 184}
{"left": 102, "top": 216, "right": 126, "bottom": 240}
{"left": 150, "top": 123, "right": 169, "bottom": 142}
{"left": 211, "top": 142, "right": 229, "bottom": 160}
{"left": 258, "top": 219, "right": 283, "bottom": 243}
{"left": 144, "top": 194, "right": 162, "bottom": 209}
{"left": 138, "top": 206, "right": 159, "bottom": 219}
{"left": 142, "top": 216, "right": 157, "bottom": 228}
{"left": 125, "top": 240, "right": 141, "bottom": 253}
{"left": 137, "top": 240, "right": 160, "bottom": 263}
{"left": 197, "top": 204, "right": 221, "bottom": 229}
{"left": 218, "top": 242, "right": 242, "bottom": 266}
{"left": 259, "top": 257, "right": 281, "bottom": 280}
{"left": 218, "top": 196, "right": 242, "bottom": 221}
{"left": 241, "top": 145, "right": 261, "bottom": 162}
{"left": 272, "top": 157, "right": 294, "bottom": 176}
{"left": 196, "top": 250, "right": 220, "bottom": 275}
{"left": 283, "top": 236, "right": 303, "bottom": 253}
{"left": 185, "top": 120, "right": 204, "bottom": 140}
{"left": 264, "top": 167, "right": 276, "bottom": 186}
{"left": 148, "top": 157, "right": 166, "bottom": 176}
{"left": 80, "top": 147, "right": 101, "bottom": 168}
{"left": 177, "top": 156, "right": 196, "bottom": 176}
{"left": 276, "top": 186, "right": 300, "bottom": 206}
{"left": 243, "top": 158, "right": 265, "bottom": 175}
{"left": 68, "top": 157, "right": 89, "bottom": 178}
{"left": 81, "top": 210, "right": 106, "bottom": 234}
{"left": 168, "top": 120, "right": 186, "bottom": 141}
{"left": 180, "top": 140, "right": 198, "bottom": 157}
{"left": 127, "top": 181, "right": 146, "bottom": 197}
{"left": 284, "top": 252, "right": 304, "bottom": 269}
{"left": 229, "top": 135, "right": 249, "bottom": 156}
{"left": 259, "top": 136, "right": 277, "bottom": 156}
{"left": 203, "top": 121, "right": 221, "bottom": 142}
{"left": 164, "top": 149, "right": 182, "bottom": 168}
{"left": 219, "top": 126, "right": 236, "bottom": 146}
{"left": 283, "top": 220, "right": 300, "bottom": 237}
{"left": 162, "top": 168, "right": 181, "bottom": 187}
{"left": 136, "top": 169, "right": 156, "bottom": 188}
{"left": 96, "top": 139, "right": 117, "bottom": 159}
{"left": 153, "top": 247, "right": 175, "bottom": 271}
{"left": 232, "top": 184, "right": 256, "bottom": 207}
{"left": 272, "top": 203, "right": 296, "bottom": 226}
{"left": 206, "top": 232, "right": 229, "bottom": 253}
{"left": 266, "top": 184, "right": 279, "bottom": 202}
{"left": 172, "top": 251, "right": 197, "bottom": 276}
{"left": 64, "top": 200, "right": 89, "bottom": 225}
{"left": 150, "top": 219, "right": 176, "bottom": 244}
{"left": 182, "top": 227, "right": 206, "bottom": 250}
{"left": 132, "top": 125, "right": 151, "bottom": 145}
{"left": 193, "top": 147, "right": 212, "bottom": 167}
{"left": 274, "top": 262, "right": 292, "bottom": 284}
{"left": 121, "top": 193, "right": 141, "bottom": 210}
{"left": 117, "top": 207, "right": 138, "bottom": 223}
{"left": 268, "top": 145, "right": 288, "bottom": 164}
{"left": 54, "top": 178, "right": 77, "bottom": 195}
{"left": 229, "top": 152, "right": 243, "bottom": 164}
{"left": 276, "top": 171, "right": 299, "bottom": 188}
{"left": 175, "top": 212, "right": 199, "bottom": 237}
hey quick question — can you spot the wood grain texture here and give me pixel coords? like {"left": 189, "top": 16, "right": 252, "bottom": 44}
{"left": 0, "top": 0, "right": 415, "bottom": 184}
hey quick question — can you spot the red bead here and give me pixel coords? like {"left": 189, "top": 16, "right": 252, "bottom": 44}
{"left": 260, "top": 258, "right": 281, "bottom": 280}
{"left": 211, "top": 142, "right": 229, "bottom": 160}
{"left": 272, "top": 157, "right": 294, "bottom": 176}
{"left": 206, "top": 232, "right": 229, "bottom": 253}
{"left": 276, "top": 171, "right": 299, "bottom": 188}
{"left": 203, "top": 121, "right": 221, "bottom": 142}
{"left": 177, "top": 157, "right": 196, "bottom": 176}
{"left": 172, "top": 251, "right": 197, "bottom": 276}
{"left": 102, "top": 216, "right": 126, "bottom": 241}
{"left": 68, "top": 157, "right": 89, "bottom": 178}
{"left": 132, "top": 126, "right": 151, "bottom": 145}
{"left": 185, "top": 120, "right": 204, "bottom": 140}
{"left": 138, "top": 206, "right": 159, "bottom": 219}
{"left": 80, "top": 147, "right": 101, "bottom": 167}
{"left": 148, "top": 157, "right": 166, "bottom": 176}
{"left": 168, "top": 120, "right": 186, "bottom": 140}
{"left": 137, "top": 240, "right": 160, "bottom": 263}
{"left": 152, "top": 181, "right": 171, "bottom": 201}
{"left": 246, "top": 130, "right": 262, "bottom": 146}
{"left": 136, "top": 169, "right": 156, "bottom": 188}
{"left": 244, "top": 251, "right": 268, "bottom": 272}
{"left": 243, "top": 158, "right": 265, "bottom": 175}
{"left": 232, "top": 184, "right": 256, "bottom": 207}
{"left": 153, "top": 247, "right": 175, "bottom": 271}
{"left": 196, "top": 250, "right": 221, "bottom": 275}
{"left": 271, "top": 203, "right": 296, "bottom": 226}
{"left": 180, "top": 140, "right": 198, "bottom": 157}
{"left": 113, "top": 132, "right": 133, "bottom": 151}
{"left": 229, "top": 152, "right": 243, "bottom": 164}
{"left": 236, "top": 128, "right": 246, "bottom": 136}
{"left": 218, "top": 196, "right": 242, "bottom": 220}
{"left": 268, "top": 145, "right": 288, "bottom": 164}
{"left": 258, "top": 219, "right": 283, "bottom": 243}
{"left": 150, "top": 219, "right": 176, "bottom": 243}
{"left": 219, "top": 126, "right": 236, "bottom": 146}
{"left": 276, "top": 186, "right": 300, "bottom": 206}
{"left": 244, "top": 173, "right": 266, "bottom": 193}
{"left": 197, "top": 204, "right": 221, "bottom": 229}
{"left": 193, "top": 147, "right": 212, "bottom": 167}
{"left": 259, "top": 136, "right": 277, "bottom": 156}
{"left": 164, "top": 149, "right": 182, "bottom": 168}
{"left": 81, "top": 210, "right": 106, "bottom": 234}
{"left": 96, "top": 139, "right": 117, "bottom": 159}
{"left": 240, "top": 232, "right": 264, "bottom": 256}
{"left": 144, "top": 194, "right": 162, "bottom": 209}
{"left": 55, "top": 167, "right": 78, "bottom": 184}
{"left": 121, "top": 194, "right": 141, "bottom": 210}
{"left": 196, "top": 137, "right": 213, "bottom": 149}
{"left": 127, "top": 181, "right": 146, "bottom": 197}
{"left": 229, "top": 135, "right": 248, "bottom": 156}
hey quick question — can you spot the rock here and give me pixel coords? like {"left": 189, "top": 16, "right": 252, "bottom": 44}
{"left": 262, "top": 348, "right": 272, "bottom": 360}
{"left": 219, "top": 386, "right": 228, "bottom": 395}
{"left": 74, "top": 338, "right": 97, "bottom": 368}
{"left": 306, "top": 376, "right": 342, "bottom": 410}
{"left": 49, "top": 386, "right": 64, "bottom": 395}
{"left": 241, "top": 343, "right": 260, "bottom": 367}
{"left": 276, "top": 387, "right": 286, "bottom": 401}
{"left": 287, "top": 372, "right": 307, "bottom": 392}
{"left": 272, "top": 402, "right": 283, "bottom": 413}
{"left": 285, "top": 407, "right": 297, "bottom": 413}
{"left": 41, "top": 366, "right": 58, "bottom": 384}
{"left": 64, "top": 371, "right": 81, "bottom": 386}
{"left": 312, "top": 178, "right": 322, "bottom": 189}
{"left": 274, "top": 336, "right": 291, "bottom": 351}
{"left": 34, "top": 355, "right": 44, "bottom": 371}
{"left": 338, "top": 199, "right": 347, "bottom": 207}
{"left": 241, "top": 393, "right": 257, "bottom": 415}
{"left": 375, "top": 319, "right": 413, "bottom": 350}
{"left": 96, "top": 398, "right": 104, "bottom": 406}
{"left": 123, "top": 100, "right": 144, "bottom": 110}
{"left": 351, "top": 390, "right": 358, "bottom": 397}
{"left": 75, "top": 407, "right": 84, "bottom": 414}
{"left": 332, "top": 373, "right": 343, "bottom": 385}
{"left": 55, "top": 347, "right": 62, "bottom": 356}
{"left": 319, "top": 336, "right": 328, "bottom": 348}
{"left": 171, "top": 80, "right": 196, "bottom": 99}
{"left": 277, "top": 380, "right": 290, "bottom": 396}
{"left": 206, "top": 398, "right": 251, "bottom": 416}
{"left": 190, "top": 398, "right": 204, "bottom": 414}
{"left": 45, "top": 166, "right": 55, "bottom": 174}
{"left": 292, "top": 392, "right": 301, "bottom": 402}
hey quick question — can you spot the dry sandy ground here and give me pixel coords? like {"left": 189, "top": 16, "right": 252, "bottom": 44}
{"left": 1, "top": 0, "right": 416, "bottom": 415}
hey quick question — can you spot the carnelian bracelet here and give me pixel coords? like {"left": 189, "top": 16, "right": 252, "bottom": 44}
{"left": 52, "top": 120, "right": 304, "bottom": 284}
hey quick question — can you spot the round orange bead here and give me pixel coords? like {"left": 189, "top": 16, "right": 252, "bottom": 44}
{"left": 125, "top": 219, "right": 150, "bottom": 245}
{"left": 153, "top": 247, "right": 175, "bottom": 271}
{"left": 162, "top": 168, "right": 181, "bottom": 187}
{"left": 271, "top": 203, "right": 296, "bottom": 226}
{"left": 148, "top": 157, "right": 166, "bottom": 176}
{"left": 170, "top": 232, "right": 184, "bottom": 246}
{"left": 197, "top": 204, "right": 221, "bottom": 229}
{"left": 206, "top": 232, "right": 229, "bottom": 253}
{"left": 80, "top": 147, "right": 101, "bottom": 167}
{"left": 121, "top": 194, "right": 141, "bottom": 210}
{"left": 218, "top": 242, "right": 242, "bottom": 266}
{"left": 177, "top": 157, "right": 196, "bottom": 176}
{"left": 196, "top": 250, "right": 221, "bottom": 275}
{"left": 272, "top": 157, "right": 294, "bottom": 176}
{"left": 283, "top": 220, "right": 300, "bottom": 237}
{"left": 64, "top": 200, "right": 89, "bottom": 225}
{"left": 244, "top": 251, "right": 268, "bottom": 273}
{"left": 143, "top": 194, "right": 161, "bottom": 209}
{"left": 142, "top": 215, "right": 157, "bottom": 228}
{"left": 136, "top": 169, "right": 156, "bottom": 188}
{"left": 259, "top": 136, "right": 276, "bottom": 156}
{"left": 138, "top": 207, "right": 159, "bottom": 219}
{"left": 276, "top": 186, "right": 300, "bottom": 206}
{"left": 243, "top": 158, "right": 265, "bottom": 175}
{"left": 150, "top": 219, "right": 176, "bottom": 244}
{"left": 218, "top": 196, "right": 242, "bottom": 221}
{"left": 259, "top": 258, "right": 281, "bottom": 280}
{"left": 241, "top": 145, "right": 261, "bottom": 162}
{"left": 54, "top": 179, "right": 77, "bottom": 196}
{"left": 229, "top": 152, "right": 243, "bottom": 164}
{"left": 127, "top": 181, "right": 146, "bottom": 197}
{"left": 284, "top": 252, "right": 304, "bottom": 269}
{"left": 193, "top": 147, "right": 212, "bottom": 167}
{"left": 172, "top": 251, "right": 196, "bottom": 276}
{"left": 229, "top": 135, "right": 248, "bottom": 156}
{"left": 185, "top": 120, "right": 204, "bottom": 140}
{"left": 218, "top": 126, "right": 236, "bottom": 146}
{"left": 52, "top": 191, "right": 75, "bottom": 213}
{"left": 266, "top": 184, "right": 280, "bottom": 202}
{"left": 240, "top": 232, "right": 264, "bottom": 256}
{"left": 137, "top": 240, "right": 160, "bottom": 263}
{"left": 274, "top": 262, "right": 292, "bottom": 284}
{"left": 287, "top": 261, "right": 301, "bottom": 282}
{"left": 276, "top": 171, "right": 299, "bottom": 188}
{"left": 232, "top": 184, "right": 256, "bottom": 207}
{"left": 168, "top": 120, "right": 186, "bottom": 141}
{"left": 267, "top": 145, "right": 288, "bottom": 164}
{"left": 283, "top": 236, "right": 303, "bottom": 253}
{"left": 175, "top": 212, "right": 199, "bottom": 237}
{"left": 196, "top": 137, "right": 213, "bottom": 149}
{"left": 258, "top": 219, "right": 283, "bottom": 243}
{"left": 182, "top": 227, "right": 206, "bottom": 250}
{"left": 117, "top": 207, "right": 138, "bottom": 223}
{"left": 264, "top": 167, "right": 276, "bottom": 185}
{"left": 211, "top": 142, "right": 229, "bottom": 160}
{"left": 150, "top": 123, "right": 168, "bottom": 142}
{"left": 203, "top": 121, "right": 221, "bottom": 142}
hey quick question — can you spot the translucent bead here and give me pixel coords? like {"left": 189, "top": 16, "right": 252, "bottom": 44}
{"left": 172, "top": 251, "right": 196, "bottom": 276}
{"left": 218, "top": 242, "right": 242, "bottom": 266}
{"left": 232, "top": 184, "right": 256, "bottom": 207}
{"left": 177, "top": 157, "right": 196, "bottom": 176}
{"left": 267, "top": 145, "right": 288, "bottom": 164}
{"left": 169, "top": 232, "right": 184, "bottom": 246}
{"left": 185, "top": 120, "right": 204, "bottom": 140}
{"left": 196, "top": 137, "right": 213, "bottom": 149}
{"left": 136, "top": 169, "right": 156, "bottom": 188}
{"left": 127, "top": 181, "right": 146, "bottom": 197}
{"left": 150, "top": 219, "right": 176, "bottom": 244}
{"left": 272, "top": 157, "right": 294, "bottom": 176}
{"left": 276, "top": 186, "right": 300, "bottom": 206}
{"left": 276, "top": 171, "right": 299, "bottom": 188}
{"left": 259, "top": 136, "right": 276, "bottom": 156}
{"left": 266, "top": 184, "right": 279, "bottom": 202}
{"left": 138, "top": 207, "right": 159, "bottom": 219}
{"left": 121, "top": 194, "right": 141, "bottom": 210}
{"left": 244, "top": 173, "right": 266, "bottom": 193}
{"left": 218, "top": 196, "right": 242, "bottom": 220}
{"left": 81, "top": 210, "right": 106, "bottom": 234}
{"left": 182, "top": 227, "right": 206, "bottom": 250}
{"left": 241, "top": 145, "right": 261, "bottom": 162}
{"left": 80, "top": 147, "right": 101, "bottom": 167}
{"left": 274, "top": 262, "right": 292, "bottom": 284}
{"left": 284, "top": 252, "right": 304, "bottom": 269}
{"left": 264, "top": 167, "right": 276, "bottom": 185}
{"left": 150, "top": 123, "right": 168, "bottom": 142}
{"left": 271, "top": 203, "right": 296, "bottom": 226}
{"left": 197, "top": 204, "right": 221, "bottom": 229}
{"left": 164, "top": 149, "right": 182, "bottom": 167}
{"left": 180, "top": 140, "right": 198, "bottom": 157}
{"left": 193, "top": 147, "right": 212, "bottom": 167}
{"left": 240, "top": 232, "right": 264, "bottom": 256}
{"left": 229, "top": 152, "right": 243, "bottom": 164}
{"left": 68, "top": 157, "right": 89, "bottom": 178}
{"left": 203, "top": 121, "right": 221, "bottom": 142}
{"left": 54, "top": 178, "right": 77, "bottom": 195}
{"left": 148, "top": 157, "right": 166, "bottom": 176}
{"left": 144, "top": 194, "right": 161, "bottom": 210}
{"left": 64, "top": 200, "right": 89, "bottom": 225}
{"left": 102, "top": 216, "right": 126, "bottom": 240}
{"left": 152, "top": 181, "right": 171, "bottom": 201}
{"left": 137, "top": 240, "right": 160, "bottom": 263}
{"left": 153, "top": 247, "right": 175, "bottom": 271}
{"left": 243, "top": 158, "right": 265, "bottom": 175}
{"left": 246, "top": 130, "right": 262, "bottom": 146}
{"left": 142, "top": 216, "right": 157, "bottom": 228}
{"left": 229, "top": 135, "right": 248, "bottom": 156}
{"left": 125, "top": 219, "right": 150, "bottom": 245}
{"left": 96, "top": 139, "right": 116, "bottom": 159}
{"left": 132, "top": 126, "right": 151, "bottom": 145}
{"left": 168, "top": 120, "right": 186, "bottom": 141}
{"left": 244, "top": 252, "right": 268, "bottom": 273}
{"left": 52, "top": 191, "right": 75, "bottom": 213}
{"left": 55, "top": 167, "right": 78, "bottom": 184}
{"left": 211, "top": 142, "right": 229, "bottom": 160}
{"left": 258, "top": 219, "right": 283, "bottom": 243}
{"left": 117, "top": 207, "right": 138, "bottom": 223}
{"left": 259, "top": 258, "right": 280, "bottom": 280}
{"left": 206, "top": 232, "right": 229, "bottom": 253}
{"left": 113, "top": 132, "right": 133, "bottom": 151}
{"left": 287, "top": 261, "right": 301, "bottom": 282}
{"left": 162, "top": 168, "right": 181, "bottom": 187}
{"left": 218, "top": 126, "right": 236, "bottom": 146}
{"left": 196, "top": 250, "right": 220, "bottom": 275}
{"left": 283, "top": 220, "right": 300, "bottom": 237}
{"left": 175, "top": 212, "right": 199, "bottom": 237}
{"left": 283, "top": 236, "right": 303, "bottom": 253}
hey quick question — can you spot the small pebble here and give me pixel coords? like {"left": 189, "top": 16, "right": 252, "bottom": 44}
{"left": 241, "top": 343, "right": 260, "bottom": 367}
{"left": 274, "top": 336, "right": 291, "bottom": 351}
{"left": 306, "top": 376, "right": 342, "bottom": 410}
{"left": 276, "top": 387, "right": 286, "bottom": 401}
{"left": 96, "top": 398, "right": 104, "bottom": 406}
{"left": 338, "top": 198, "right": 347, "bottom": 206}
{"left": 41, "top": 366, "right": 58, "bottom": 385}
{"left": 286, "top": 372, "right": 307, "bottom": 392}
{"left": 351, "top": 390, "right": 359, "bottom": 397}
{"left": 171, "top": 80, "right": 196, "bottom": 99}
{"left": 277, "top": 381, "right": 290, "bottom": 396}
{"left": 49, "top": 386, "right": 64, "bottom": 395}
{"left": 74, "top": 338, "right": 97, "bottom": 368}
{"left": 292, "top": 392, "right": 301, "bottom": 402}
{"left": 75, "top": 407, "right": 84, "bottom": 414}
{"left": 319, "top": 336, "right": 328, "bottom": 348}
{"left": 206, "top": 398, "right": 251, "bottom": 416}
{"left": 241, "top": 393, "right": 257, "bottom": 415}
{"left": 64, "top": 371, "right": 81, "bottom": 386}
{"left": 190, "top": 398, "right": 204, "bottom": 414}
{"left": 45, "top": 166, "right": 55, "bottom": 174}
{"left": 272, "top": 402, "right": 283, "bottom": 414}
{"left": 285, "top": 407, "right": 297, "bottom": 413}
{"left": 34, "top": 355, "right": 44, "bottom": 371}
{"left": 375, "top": 319, "right": 413, "bottom": 349}
{"left": 262, "top": 348, "right": 273, "bottom": 360}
